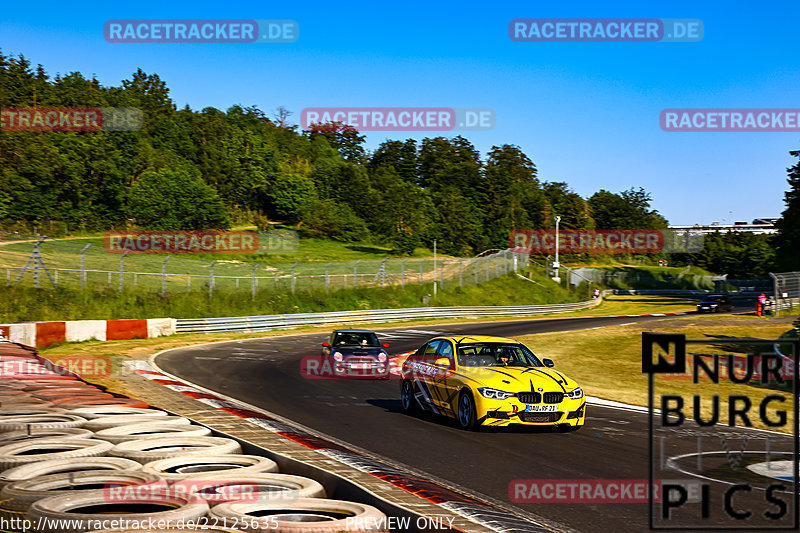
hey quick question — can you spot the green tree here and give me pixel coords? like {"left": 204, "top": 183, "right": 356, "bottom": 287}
{"left": 127, "top": 169, "right": 229, "bottom": 230}
{"left": 776, "top": 150, "right": 800, "bottom": 271}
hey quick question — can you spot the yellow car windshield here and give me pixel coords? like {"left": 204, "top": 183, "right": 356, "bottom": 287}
{"left": 456, "top": 343, "right": 542, "bottom": 368}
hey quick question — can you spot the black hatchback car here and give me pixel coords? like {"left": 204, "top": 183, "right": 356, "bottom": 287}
{"left": 321, "top": 329, "right": 390, "bottom": 378}
{"left": 696, "top": 294, "right": 734, "bottom": 313}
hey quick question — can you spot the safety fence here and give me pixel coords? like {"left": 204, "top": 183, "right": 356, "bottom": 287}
{"left": 0, "top": 238, "right": 528, "bottom": 297}
{"left": 771, "top": 271, "right": 800, "bottom": 313}
{"left": 175, "top": 296, "right": 607, "bottom": 334}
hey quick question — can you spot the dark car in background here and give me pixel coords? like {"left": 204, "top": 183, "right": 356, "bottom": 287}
{"left": 321, "top": 329, "right": 390, "bottom": 378}
{"left": 696, "top": 294, "right": 734, "bottom": 313}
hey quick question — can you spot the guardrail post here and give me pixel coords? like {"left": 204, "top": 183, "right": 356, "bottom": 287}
{"left": 291, "top": 262, "right": 298, "bottom": 293}
{"left": 401, "top": 258, "right": 409, "bottom": 287}
{"left": 118, "top": 250, "right": 129, "bottom": 292}
{"left": 80, "top": 244, "right": 91, "bottom": 290}
{"left": 251, "top": 264, "right": 259, "bottom": 301}
{"left": 325, "top": 262, "right": 332, "bottom": 293}
{"left": 419, "top": 259, "right": 425, "bottom": 285}
{"left": 161, "top": 255, "right": 172, "bottom": 294}
{"left": 354, "top": 259, "right": 362, "bottom": 289}
{"left": 209, "top": 260, "right": 218, "bottom": 297}
{"left": 459, "top": 259, "right": 463, "bottom": 287}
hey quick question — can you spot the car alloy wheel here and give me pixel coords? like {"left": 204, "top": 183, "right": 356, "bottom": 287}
{"left": 458, "top": 391, "right": 477, "bottom": 431}
{"left": 401, "top": 381, "right": 416, "bottom": 414}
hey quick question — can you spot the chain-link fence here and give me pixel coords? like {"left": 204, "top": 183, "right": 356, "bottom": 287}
{"left": 565, "top": 266, "right": 720, "bottom": 290}
{"left": 0, "top": 238, "right": 528, "bottom": 298}
{"left": 770, "top": 271, "right": 800, "bottom": 313}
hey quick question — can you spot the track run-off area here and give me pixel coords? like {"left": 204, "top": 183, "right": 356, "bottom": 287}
{"left": 155, "top": 310, "right": 795, "bottom": 533}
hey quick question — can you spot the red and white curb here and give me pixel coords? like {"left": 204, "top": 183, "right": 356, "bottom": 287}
{"left": 0, "top": 319, "right": 175, "bottom": 348}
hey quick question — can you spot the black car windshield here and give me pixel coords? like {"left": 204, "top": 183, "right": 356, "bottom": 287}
{"left": 456, "top": 343, "right": 543, "bottom": 367}
{"left": 333, "top": 332, "right": 380, "bottom": 346}
{"left": 706, "top": 296, "right": 725, "bottom": 302}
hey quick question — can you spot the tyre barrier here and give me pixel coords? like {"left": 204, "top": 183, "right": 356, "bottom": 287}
{"left": 208, "top": 498, "right": 387, "bottom": 533}
{"left": 0, "top": 413, "right": 87, "bottom": 432}
{"left": 27, "top": 490, "right": 209, "bottom": 533}
{"left": 0, "top": 470, "right": 164, "bottom": 517}
{"left": 0, "top": 427, "right": 94, "bottom": 444}
{"left": 0, "top": 457, "right": 141, "bottom": 489}
{"left": 0, "top": 408, "right": 67, "bottom": 417}
{"left": 140, "top": 455, "right": 279, "bottom": 480}
{"left": 69, "top": 407, "right": 162, "bottom": 420}
{"left": 84, "top": 416, "right": 190, "bottom": 433}
{"left": 53, "top": 398, "right": 150, "bottom": 409}
{"left": 32, "top": 389, "right": 110, "bottom": 400}
{"left": 109, "top": 436, "right": 242, "bottom": 464}
{"left": 94, "top": 423, "right": 212, "bottom": 444}
{"left": 0, "top": 342, "right": 475, "bottom": 533}
{"left": 0, "top": 438, "right": 114, "bottom": 471}
{"left": 22, "top": 382, "right": 92, "bottom": 391}
{"left": 0, "top": 398, "right": 55, "bottom": 409}
{"left": 172, "top": 473, "right": 326, "bottom": 504}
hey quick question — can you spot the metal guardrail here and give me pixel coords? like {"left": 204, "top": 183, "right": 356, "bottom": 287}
{"left": 176, "top": 297, "right": 606, "bottom": 334}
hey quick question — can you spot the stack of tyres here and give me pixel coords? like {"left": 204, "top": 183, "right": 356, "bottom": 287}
{"left": 0, "top": 343, "right": 390, "bottom": 533}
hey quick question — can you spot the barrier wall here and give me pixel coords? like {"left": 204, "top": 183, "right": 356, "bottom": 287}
{"left": 0, "top": 318, "right": 176, "bottom": 347}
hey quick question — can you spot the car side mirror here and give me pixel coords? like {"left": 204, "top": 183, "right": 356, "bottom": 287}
{"left": 543, "top": 358, "right": 555, "bottom": 367}
{"left": 434, "top": 357, "right": 451, "bottom": 368}
{"left": 382, "top": 343, "right": 390, "bottom": 348}
{"left": 322, "top": 342, "right": 330, "bottom": 347}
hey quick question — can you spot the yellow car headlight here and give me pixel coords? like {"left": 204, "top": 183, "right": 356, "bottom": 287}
{"left": 477, "top": 387, "right": 514, "bottom": 400}
{"left": 565, "top": 387, "right": 584, "bottom": 399}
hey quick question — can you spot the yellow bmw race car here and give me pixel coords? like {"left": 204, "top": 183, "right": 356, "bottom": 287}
{"left": 400, "top": 335, "right": 585, "bottom": 431}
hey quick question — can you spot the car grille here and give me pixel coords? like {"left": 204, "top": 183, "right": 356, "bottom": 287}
{"left": 516, "top": 392, "right": 541, "bottom": 404}
{"left": 519, "top": 412, "right": 562, "bottom": 423}
{"left": 345, "top": 357, "right": 375, "bottom": 365}
{"left": 543, "top": 392, "right": 564, "bottom": 404}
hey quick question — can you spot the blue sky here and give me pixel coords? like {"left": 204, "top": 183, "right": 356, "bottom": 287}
{"left": 2, "top": 1, "right": 797, "bottom": 225}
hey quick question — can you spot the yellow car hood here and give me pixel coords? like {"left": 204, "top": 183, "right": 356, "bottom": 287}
{"left": 457, "top": 365, "right": 579, "bottom": 392}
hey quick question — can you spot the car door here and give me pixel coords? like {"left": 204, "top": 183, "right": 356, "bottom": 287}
{"left": 434, "top": 339, "right": 460, "bottom": 416}
{"left": 411, "top": 340, "right": 441, "bottom": 411}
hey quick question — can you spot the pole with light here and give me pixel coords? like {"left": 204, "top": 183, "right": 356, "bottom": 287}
{"left": 553, "top": 215, "right": 561, "bottom": 283}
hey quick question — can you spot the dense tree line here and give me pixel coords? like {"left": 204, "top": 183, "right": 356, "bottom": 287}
{"left": 2, "top": 51, "right": 794, "bottom": 272}
{"left": 0, "top": 52, "right": 668, "bottom": 255}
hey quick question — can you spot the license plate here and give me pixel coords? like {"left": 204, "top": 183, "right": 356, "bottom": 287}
{"left": 350, "top": 363, "right": 370, "bottom": 370}
{"left": 526, "top": 404, "right": 558, "bottom": 412}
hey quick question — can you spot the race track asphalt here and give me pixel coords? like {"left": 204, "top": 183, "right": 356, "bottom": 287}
{"left": 157, "top": 311, "right": 796, "bottom": 532}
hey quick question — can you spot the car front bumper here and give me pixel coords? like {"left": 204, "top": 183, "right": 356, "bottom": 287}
{"left": 475, "top": 396, "right": 586, "bottom": 427}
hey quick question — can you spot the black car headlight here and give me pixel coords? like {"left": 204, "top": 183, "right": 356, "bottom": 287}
{"left": 565, "top": 387, "right": 584, "bottom": 399}
{"left": 477, "top": 387, "right": 514, "bottom": 400}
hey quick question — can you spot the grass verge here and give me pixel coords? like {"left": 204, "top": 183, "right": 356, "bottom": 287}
{"left": 1, "top": 270, "right": 579, "bottom": 322}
